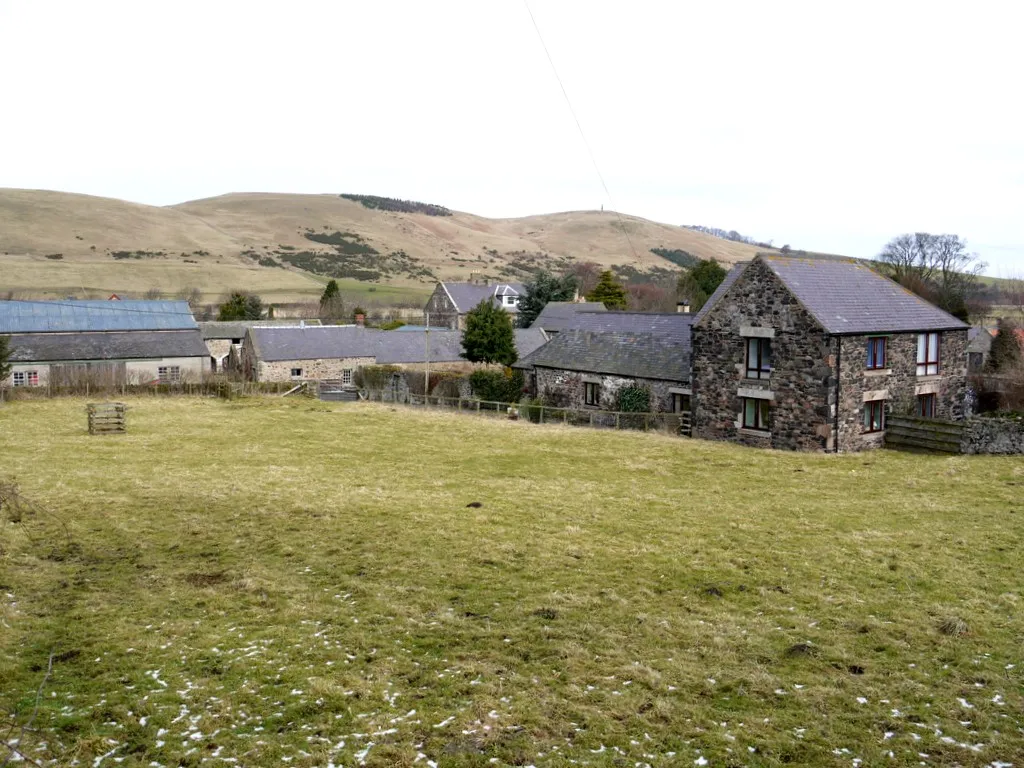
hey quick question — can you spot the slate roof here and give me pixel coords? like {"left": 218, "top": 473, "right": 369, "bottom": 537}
{"left": 692, "top": 262, "right": 748, "bottom": 324}
{"left": 199, "top": 320, "right": 320, "bottom": 340}
{"left": 8, "top": 330, "right": 209, "bottom": 363}
{"left": 532, "top": 302, "right": 607, "bottom": 332}
{"left": 247, "top": 326, "right": 549, "bottom": 364}
{"left": 442, "top": 283, "right": 525, "bottom": 313}
{"left": 514, "top": 330, "right": 689, "bottom": 382}
{"left": 0, "top": 300, "right": 198, "bottom": 333}
{"left": 562, "top": 311, "right": 694, "bottom": 336}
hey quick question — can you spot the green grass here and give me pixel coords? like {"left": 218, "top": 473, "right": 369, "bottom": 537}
{"left": 1, "top": 398, "right": 1021, "bottom": 767}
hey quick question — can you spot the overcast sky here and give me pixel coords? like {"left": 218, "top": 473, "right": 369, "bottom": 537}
{"left": 0, "top": 1, "right": 1020, "bottom": 273}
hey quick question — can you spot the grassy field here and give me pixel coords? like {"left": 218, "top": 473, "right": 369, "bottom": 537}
{"left": 0, "top": 398, "right": 1021, "bottom": 767}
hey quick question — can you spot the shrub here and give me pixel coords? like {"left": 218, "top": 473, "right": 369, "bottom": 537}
{"left": 469, "top": 368, "right": 524, "bottom": 403}
{"left": 354, "top": 365, "right": 402, "bottom": 392}
{"left": 617, "top": 385, "right": 651, "bottom": 413}
{"left": 379, "top": 320, "right": 405, "bottom": 331}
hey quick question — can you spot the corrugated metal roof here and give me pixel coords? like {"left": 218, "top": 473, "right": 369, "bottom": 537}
{"left": 0, "top": 300, "right": 197, "bottom": 333}
{"left": 514, "top": 330, "right": 689, "bottom": 382}
{"left": 8, "top": 330, "right": 209, "bottom": 363}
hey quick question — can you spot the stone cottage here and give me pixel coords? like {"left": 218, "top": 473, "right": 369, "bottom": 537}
{"left": 515, "top": 319, "right": 692, "bottom": 414}
{"left": 199, "top": 320, "right": 320, "bottom": 373}
{"left": 691, "top": 254, "right": 970, "bottom": 452}
{"left": 423, "top": 282, "right": 525, "bottom": 329}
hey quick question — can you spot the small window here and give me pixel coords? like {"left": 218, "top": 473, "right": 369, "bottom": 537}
{"left": 584, "top": 381, "right": 600, "bottom": 406}
{"left": 341, "top": 369, "right": 353, "bottom": 385}
{"left": 864, "top": 399, "right": 886, "bottom": 433}
{"left": 672, "top": 393, "right": 691, "bottom": 413}
{"left": 745, "top": 337, "right": 772, "bottom": 379}
{"left": 917, "top": 332, "right": 940, "bottom": 376}
{"left": 866, "top": 337, "right": 887, "bottom": 370}
{"left": 231, "top": 337, "right": 243, "bottom": 345}
{"left": 742, "top": 397, "right": 769, "bottom": 431}
{"left": 917, "top": 393, "right": 936, "bottom": 418}
{"left": 290, "top": 368, "right": 303, "bottom": 379}
{"left": 157, "top": 366, "right": 181, "bottom": 383}
{"left": 504, "top": 295, "right": 518, "bottom": 307}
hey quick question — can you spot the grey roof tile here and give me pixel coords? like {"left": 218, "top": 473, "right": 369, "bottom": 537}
{"left": 564, "top": 311, "right": 694, "bottom": 342}
{"left": 198, "top": 320, "right": 320, "bottom": 340}
{"left": 515, "top": 330, "right": 689, "bottom": 382}
{"left": 8, "top": 330, "right": 209, "bottom": 363}
{"left": 532, "top": 302, "right": 607, "bottom": 332}
{"left": 0, "top": 300, "right": 197, "bottom": 333}
{"left": 442, "top": 282, "right": 525, "bottom": 313}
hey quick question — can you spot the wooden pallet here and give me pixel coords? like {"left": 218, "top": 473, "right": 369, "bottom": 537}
{"left": 87, "top": 402, "right": 127, "bottom": 435}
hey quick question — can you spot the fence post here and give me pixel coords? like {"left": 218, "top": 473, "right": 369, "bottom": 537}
{"left": 644, "top": 413, "right": 649, "bottom": 431}
{"left": 589, "top": 411, "right": 594, "bottom": 427}
{"left": 563, "top": 408, "right": 567, "bottom": 424}
{"left": 615, "top": 412, "right": 620, "bottom": 429}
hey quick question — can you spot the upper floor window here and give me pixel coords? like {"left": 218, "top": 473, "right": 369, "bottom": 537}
{"left": 503, "top": 295, "right": 518, "bottom": 307}
{"left": 917, "top": 332, "right": 940, "bottom": 376}
{"left": 745, "top": 337, "right": 772, "bottom": 379}
{"left": 866, "top": 337, "right": 887, "bottom": 370}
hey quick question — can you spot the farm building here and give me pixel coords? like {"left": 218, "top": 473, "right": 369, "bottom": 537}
{"left": 691, "top": 254, "right": 969, "bottom": 452}
{"left": 424, "top": 282, "right": 525, "bottom": 329}
{"left": 514, "top": 323, "right": 692, "bottom": 414}
{"left": 531, "top": 302, "right": 606, "bottom": 333}
{"left": 0, "top": 300, "right": 208, "bottom": 388}
{"left": 240, "top": 325, "right": 549, "bottom": 383}
{"left": 199, "top": 319, "right": 321, "bottom": 373}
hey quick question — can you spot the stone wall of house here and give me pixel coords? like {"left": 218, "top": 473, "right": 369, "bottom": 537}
{"left": 534, "top": 366, "right": 686, "bottom": 412}
{"left": 835, "top": 330, "right": 969, "bottom": 451}
{"left": 256, "top": 357, "right": 376, "bottom": 383}
{"left": 424, "top": 284, "right": 460, "bottom": 330}
{"left": 962, "top": 416, "right": 1024, "bottom": 455}
{"left": 205, "top": 339, "right": 232, "bottom": 371}
{"left": 691, "top": 259, "right": 836, "bottom": 451}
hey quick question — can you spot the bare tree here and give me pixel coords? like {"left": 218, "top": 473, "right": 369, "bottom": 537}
{"left": 565, "top": 261, "right": 601, "bottom": 298}
{"left": 175, "top": 286, "right": 203, "bottom": 309}
{"left": 143, "top": 287, "right": 162, "bottom": 300}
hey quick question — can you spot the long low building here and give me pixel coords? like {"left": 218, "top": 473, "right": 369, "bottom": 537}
{"left": 240, "top": 325, "right": 548, "bottom": 383}
{"left": 1, "top": 300, "right": 208, "bottom": 388}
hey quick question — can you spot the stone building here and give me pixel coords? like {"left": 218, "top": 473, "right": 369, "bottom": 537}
{"left": 515, "top": 323, "right": 692, "bottom": 414}
{"left": 199, "top": 320, "right": 320, "bottom": 373}
{"left": 691, "top": 254, "right": 970, "bottom": 452}
{"left": 1, "top": 299, "right": 208, "bottom": 388}
{"left": 424, "top": 282, "right": 525, "bottom": 329}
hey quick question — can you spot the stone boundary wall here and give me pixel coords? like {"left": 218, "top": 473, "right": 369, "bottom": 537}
{"left": 961, "top": 416, "right": 1024, "bottom": 455}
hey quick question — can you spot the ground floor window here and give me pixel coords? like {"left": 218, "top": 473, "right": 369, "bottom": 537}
{"left": 12, "top": 371, "right": 39, "bottom": 387}
{"left": 584, "top": 381, "right": 600, "bottom": 406}
{"left": 916, "top": 393, "right": 936, "bottom": 418}
{"left": 864, "top": 399, "right": 885, "bottom": 433}
{"left": 290, "top": 368, "right": 303, "bottom": 379}
{"left": 157, "top": 366, "right": 181, "bottom": 383}
{"left": 742, "top": 397, "right": 769, "bottom": 431}
{"left": 341, "top": 369, "right": 353, "bottom": 386}
{"left": 672, "top": 393, "right": 691, "bottom": 413}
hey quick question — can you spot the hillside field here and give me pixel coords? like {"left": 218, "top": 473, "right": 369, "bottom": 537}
{"left": 0, "top": 398, "right": 1021, "bottom": 767}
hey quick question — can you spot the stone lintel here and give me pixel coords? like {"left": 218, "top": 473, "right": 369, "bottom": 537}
{"left": 739, "top": 325, "right": 776, "bottom": 338}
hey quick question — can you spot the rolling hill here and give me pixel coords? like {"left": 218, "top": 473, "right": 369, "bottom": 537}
{"left": 0, "top": 188, "right": 770, "bottom": 304}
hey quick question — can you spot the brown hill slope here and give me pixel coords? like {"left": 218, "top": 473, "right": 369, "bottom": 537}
{"left": 0, "top": 188, "right": 766, "bottom": 302}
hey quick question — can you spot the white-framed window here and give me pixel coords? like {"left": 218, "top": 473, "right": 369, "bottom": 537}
{"left": 503, "top": 294, "right": 518, "bottom": 307}
{"left": 341, "top": 369, "right": 353, "bottom": 385}
{"left": 290, "top": 367, "right": 303, "bottom": 379}
{"left": 12, "top": 370, "right": 39, "bottom": 387}
{"left": 157, "top": 366, "right": 181, "bottom": 383}
{"left": 917, "top": 332, "right": 940, "bottom": 376}
{"left": 584, "top": 381, "right": 600, "bottom": 406}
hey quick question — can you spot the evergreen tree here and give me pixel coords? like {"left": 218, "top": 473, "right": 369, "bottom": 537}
{"left": 217, "top": 292, "right": 264, "bottom": 321}
{"left": 516, "top": 271, "right": 578, "bottom": 328}
{"left": 461, "top": 300, "right": 517, "bottom": 366}
{"left": 319, "top": 280, "right": 345, "bottom": 322}
{"left": 986, "top": 319, "right": 1022, "bottom": 373}
{"left": 676, "top": 258, "right": 727, "bottom": 312}
{"left": 586, "top": 270, "right": 628, "bottom": 310}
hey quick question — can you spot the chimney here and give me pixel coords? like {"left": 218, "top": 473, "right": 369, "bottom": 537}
{"left": 355, "top": 313, "right": 365, "bottom": 327}
{"left": 676, "top": 300, "right": 691, "bottom": 314}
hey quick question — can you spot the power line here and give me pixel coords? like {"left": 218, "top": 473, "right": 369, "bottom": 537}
{"left": 520, "top": 0, "right": 641, "bottom": 264}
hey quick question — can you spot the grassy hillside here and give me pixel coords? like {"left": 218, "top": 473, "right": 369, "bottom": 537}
{"left": 0, "top": 189, "right": 767, "bottom": 303}
{"left": 1, "top": 398, "right": 1021, "bottom": 767}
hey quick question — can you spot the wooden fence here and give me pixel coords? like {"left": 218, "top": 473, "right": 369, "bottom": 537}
{"left": 362, "top": 390, "right": 693, "bottom": 436}
{"left": 885, "top": 416, "right": 965, "bottom": 454}
{"left": 87, "top": 402, "right": 127, "bottom": 435}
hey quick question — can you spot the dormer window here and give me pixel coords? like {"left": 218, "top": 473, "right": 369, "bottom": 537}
{"left": 503, "top": 295, "right": 518, "bottom": 307}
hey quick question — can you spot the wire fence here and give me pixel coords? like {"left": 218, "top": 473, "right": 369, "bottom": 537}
{"left": 1, "top": 378, "right": 299, "bottom": 401}
{"left": 361, "top": 390, "right": 693, "bottom": 436}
